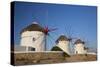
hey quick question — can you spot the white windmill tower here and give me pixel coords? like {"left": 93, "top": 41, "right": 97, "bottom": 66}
{"left": 74, "top": 39, "right": 88, "bottom": 54}
{"left": 55, "top": 35, "right": 71, "bottom": 55}
{"left": 20, "top": 21, "right": 57, "bottom": 52}
{"left": 20, "top": 22, "right": 45, "bottom": 52}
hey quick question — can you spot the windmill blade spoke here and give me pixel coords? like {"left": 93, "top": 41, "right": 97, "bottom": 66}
{"left": 68, "top": 24, "right": 72, "bottom": 37}
{"left": 49, "top": 28, "right": 58, "bottom": 32}
{"left": 65, "top": 24, "right": 75, "bottom": 40}
{"left": 47, "top": 35, "right": 55, "bottom": 50}
{"left": 48, "top": 34, "right": 55, "bottom": 42}
{"left": 65, "top": 24, "right": 71, "bottom": 37}
{"left": 69, "top": 39, "right": 74, "bottom": 45}
{"left": 71, "top": 37, "right": 78, "bottom": 40}
{"left": 50, "top": 32, "right": 58, "bottom": 37}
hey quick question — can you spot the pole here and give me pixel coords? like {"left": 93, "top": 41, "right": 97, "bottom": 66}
{"left": 45, "top": 35, "right": 47, "bottom": 51}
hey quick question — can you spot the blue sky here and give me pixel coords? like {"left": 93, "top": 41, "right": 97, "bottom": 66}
{"left": 14, "top": 1, "right": 97, "bottom": 51}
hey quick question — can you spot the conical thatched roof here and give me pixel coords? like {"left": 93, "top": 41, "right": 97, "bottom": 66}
{"left": 56, "top": 35, "right": 71, "bottom": 43}
{"left": 20, "top": 22, "right": 44, "bottom": 34}
{"left": 74, "top": 39, "right": 85, "bottom": 44}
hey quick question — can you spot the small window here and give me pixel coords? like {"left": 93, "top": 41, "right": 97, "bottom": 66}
{"left": 33, "top": 38, "right": 36, "bottom": 41}
{"left": 28, "top": 47, "right": 35, "bottom": 51}
{"left": 31, "top": 48, "right": 35, "bottom": 51}
{"left": 76, "top": 51, "right": 78, "bottom": 54}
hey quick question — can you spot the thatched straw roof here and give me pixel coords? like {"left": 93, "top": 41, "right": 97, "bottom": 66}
{"left": 56, "top": 35, "right": 71, "bottom": 43}
{"left": 20, "top": 23, "right": 44, "bottom": 34}
{"left": 74, "top": 39, "right": 85, "bottom": 44}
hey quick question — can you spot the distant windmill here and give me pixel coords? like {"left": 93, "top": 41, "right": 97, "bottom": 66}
{"left": 64, "top": 24, "right": 91, "bottom": 55}
{"left": 77, "top": 38, "right": 96, "bottom": 54}
{"left": 64, "top": 25, "right": 90, "bottom": 54}
{"left": 51, "top": 24, "right": 73, "bottom": 55}
{"left": 74, "top": 39, "right": 89, "bottom": 54}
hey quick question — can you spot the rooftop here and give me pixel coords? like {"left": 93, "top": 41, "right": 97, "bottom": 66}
{"left": 74, "top": 39, "right": 85, "bottom": 44}
{"left": 56, "top": 35, "right": 71, "bottom": 43}
{"left": 20, "top": 22, "right": 44, "bottom": 34}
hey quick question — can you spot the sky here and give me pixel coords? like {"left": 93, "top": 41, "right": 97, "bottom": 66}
{"left": 13, "top": 1, "right": 97, "bottom": 52}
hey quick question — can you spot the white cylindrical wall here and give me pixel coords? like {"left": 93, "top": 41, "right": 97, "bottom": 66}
{"left": 57, "top": 41, "right": 70, "bottom": 54}
{"left": 74, "top": 43, "right": 85, "bottom": 54}
{"left": 20, "top": 31, "right": 45, "bottom": 51}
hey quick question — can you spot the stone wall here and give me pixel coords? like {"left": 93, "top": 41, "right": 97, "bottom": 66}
{"left": 11, "top": 52, "right": 97, "bottom": 66}
{"left": 12, "top": 52, "right": 66, "bottom": 65}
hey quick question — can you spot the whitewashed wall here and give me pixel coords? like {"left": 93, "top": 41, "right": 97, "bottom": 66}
{"left": 20, "top": 31, "right": 45, "bottom": 51}
{"left": 57, "top": 41, "right": 70, "bottom": 54}
{"left": 74, "top": 43, "right": 86, "bottom": 54}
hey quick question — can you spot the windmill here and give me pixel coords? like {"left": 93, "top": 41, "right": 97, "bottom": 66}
{"left": 50, "top": 24, "right": 73, "bottom": 55}
{"left": 20, "top": 9, "right": 58, "bottom": 51}
{"left": 20, "top": 21, "right": 58, "bottom": 51}
{"left": 64, "top": 25, "right": 90, "bottom": 54}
